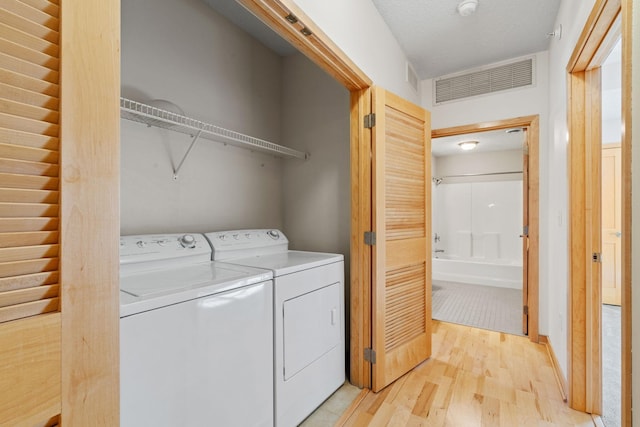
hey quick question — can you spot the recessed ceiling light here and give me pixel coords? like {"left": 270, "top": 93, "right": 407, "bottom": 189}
{"left": 458, "top": 140, "right": 479, "bottom": 151}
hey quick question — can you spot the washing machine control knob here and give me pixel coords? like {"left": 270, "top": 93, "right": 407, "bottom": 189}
{"left": 267, "top": 230, "right": 280, "bottom": 239}
{"left": 178, "top": 234, "right": 196, "bottom": 248}
{"left": 136, "top": 240, "right": 146, "bottom": 248}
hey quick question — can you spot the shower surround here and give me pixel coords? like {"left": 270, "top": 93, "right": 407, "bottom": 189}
{"left": 432, "top": 180, "right": 523, "bottom": 289}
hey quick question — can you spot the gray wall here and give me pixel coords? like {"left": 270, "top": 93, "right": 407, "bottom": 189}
{"left": 120, "top": 0, "right": 284, "bottom": 234}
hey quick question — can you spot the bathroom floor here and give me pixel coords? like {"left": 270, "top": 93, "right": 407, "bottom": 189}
{"left": 432, "top": 280, "right": 523, "bottom": 336}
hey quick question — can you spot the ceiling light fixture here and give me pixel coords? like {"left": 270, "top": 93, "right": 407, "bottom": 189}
{"left": 457, "top": 0, "right": 479, "bottom": 17}
{"left": 506, "top": 128, "right": 523, "bottom": 134}
{"left": 458, "top": 140, "right": 479, "bottom": 151}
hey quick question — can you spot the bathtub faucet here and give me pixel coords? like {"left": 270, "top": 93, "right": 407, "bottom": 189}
{"left": 434, "top": 233, "right": 441, "bottom": 243}
{"left": 434, "top": 249, "right": 445, "bottom": 253}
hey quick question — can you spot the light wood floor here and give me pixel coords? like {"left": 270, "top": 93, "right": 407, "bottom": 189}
{"left": 340, "top": 321, "right": 596, "bottom": 427}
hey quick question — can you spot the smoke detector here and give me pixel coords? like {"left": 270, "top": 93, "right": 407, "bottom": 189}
{"left": 457, "top": 0, "right": 478, "bottom": 17}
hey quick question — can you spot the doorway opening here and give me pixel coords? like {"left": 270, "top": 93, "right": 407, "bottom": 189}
{"left": 566, "top": 1, "right": 631, "bottom": 423}
{"left": 432, "top": 115, "right": 540, "bottom": 342}
{"left": 600, "top": 36, "right": 622, "bottom": 427}
{"left": 431, "top": 128, "right": 526, "bottom": 336}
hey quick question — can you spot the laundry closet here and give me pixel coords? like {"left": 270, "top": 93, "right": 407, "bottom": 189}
{"left": 120, "top": 0, "right": 350, "bottom": 267}
{"left": 120, "top": 0, "right": 351, "bottom": 425}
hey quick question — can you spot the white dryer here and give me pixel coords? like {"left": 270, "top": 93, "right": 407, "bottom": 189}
{"left": 206, "top": 229, "right": 345, "bottom": 427}
{"left": 119, "top": 233, "right": 274, "bottom": 427}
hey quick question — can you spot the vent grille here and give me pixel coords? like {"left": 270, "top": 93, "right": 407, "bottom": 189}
{"left": 435, "top": 58, "right": 534, "bottom": 104}
{"left": 406, "top": 62, "right": 419, "bottom": 92}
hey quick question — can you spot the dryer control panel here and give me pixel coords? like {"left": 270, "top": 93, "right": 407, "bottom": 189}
{"left": 206, "top": 229, "right": 289, "bottom": 260}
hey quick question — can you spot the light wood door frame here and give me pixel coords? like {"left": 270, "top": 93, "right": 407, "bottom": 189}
{"left": 567, "top": 0, "right": 632, "bottom": 422}
{"left": 432, "top": 116, "right": 540, "bottom": 342}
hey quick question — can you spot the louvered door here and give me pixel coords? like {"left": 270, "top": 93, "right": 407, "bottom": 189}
{"left": 371, "top": 87, "right": 431, "bottom": 392}
{"left": 0, "top": 0, "right": 61, "bottom": 424}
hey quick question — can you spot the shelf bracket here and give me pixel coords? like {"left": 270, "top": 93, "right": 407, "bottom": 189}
{"left": 173, "top": 129, "right": 203, "bottom": 180}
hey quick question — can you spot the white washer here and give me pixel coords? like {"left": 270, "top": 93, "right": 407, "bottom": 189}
{"left": 119, "top": 233, "right": 274, "bottom": 427}
{"left": 206, "top": 229, "right": 345, "bottom": 427}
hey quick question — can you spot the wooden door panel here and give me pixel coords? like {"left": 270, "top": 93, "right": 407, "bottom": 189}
{"left": 601, "top": 145, "right": 621, "bottom": 305}
{"left": 372, "top": 87, "right": 431, "bottom": 392}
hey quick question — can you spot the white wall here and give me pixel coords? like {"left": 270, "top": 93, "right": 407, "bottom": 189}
{"left": 120, "top": 0, "right": 284, "bottom": 235}
{"left": 546, "top": 0, "right": 597, "bottom": 378}
{"left": 292, "top": 0, "right": 419, "bottom": 103}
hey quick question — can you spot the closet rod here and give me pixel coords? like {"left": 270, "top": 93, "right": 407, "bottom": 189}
{"left": 434, "top": 170, "right": 523, "bottom": 180}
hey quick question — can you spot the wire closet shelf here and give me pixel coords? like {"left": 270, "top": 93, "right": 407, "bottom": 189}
{"left": 120, "top": 98, "right": 309, "bottom": 161}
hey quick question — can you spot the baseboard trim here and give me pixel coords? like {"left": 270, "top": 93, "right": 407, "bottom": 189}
{"left": 334, "top": 387, "right": 369, "bottom": 426}
{"left": 539, "top": 335, "right": 568, "bottom": 402}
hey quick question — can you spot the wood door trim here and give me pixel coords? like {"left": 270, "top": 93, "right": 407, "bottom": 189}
{"left": 349, "top": 89, "right": 372, "bottom": 388}
{"left": 432, "top": 115, "right": 540, "bottom": 343}
{"left": 567, "top": 0, "right": 632, "bottom": 420}
{"left": 237, "top": 0, "right": 371, "bottom": 91}
{"left": 60, "top": 0, "right": 120, "bottom": 423}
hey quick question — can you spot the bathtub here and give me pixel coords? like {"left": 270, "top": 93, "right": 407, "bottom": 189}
{"left": 432, "top": 256, "right": 522, "bottom": 289}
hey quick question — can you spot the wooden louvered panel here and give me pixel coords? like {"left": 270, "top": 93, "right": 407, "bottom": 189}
{"left": 384, "top": 263, "right": 426, "bottom": 352}
{"left": 0, "top": 83, "right": 59, "bottom": 111}
{"left": 0, "top": 202, "right": 57, "bottom": 217}
{"left": 0, "top": 97, "right": 59, "bottom": 123}
{"left": 0, "top": 23, "right": 59, "bottom": 57}
{"left": 0, "top": 52, "right": 58, "bottom": 83}
{"left": 385, "top": 104, "right": 426, "bottom": 242}
{"left": 0, "top": 127, "right": 58, "bottom": 150}
{"left": 0, "top": 297, "right": 58, "bottom": 323}
{"left": 0, "top": 8, "right": 58, "bottom": 44}
{"left": 0, "top": 270, "right": 58, "bottom": 292}
{"left": 0, "top": 244, "right": 58, "bottom": 262}
{"left": 1, "top": 0, "right": 60, "bottom": 330}
{"left": 372, "top": 87, "right": 431, "bottom": 392}
{"left": 0, "top": 142, "right": 58, "bottom": 163}
{"left": 0, "top": 283, "right": 58, "bottom": 307}
{"left": 0, "top": 172, "right": 58, "bottom": 190}
{"left": 0, "top": 0, "right": 60, "bottom": 31}
{"left": 0, "top": 188, "right": 58, "bottom": 203}
{"left": 0, "top": 158, "right": 58, "bottom": 176}
{"left": 0, "top": 217, "right": 58, "bottom": 232}
{"left": 0, "top": 258, "right": 58, "bottom": 278}
{"left": 0, "top": 38, "right": 59, "bottom": 70}
{"left": 19, "top": 0, "right": 60, "bottom": 17}
{"left": 0, "top": 231, "right": 58, "bottom": 248}
{"left": 0, "top": 69, "right": 59, "bottom": 97}
{"left": 0, "top": 112, "right": 59, "bottom": 136}
{"left": 0, "top": 0, "right": 62, "bottom": 424}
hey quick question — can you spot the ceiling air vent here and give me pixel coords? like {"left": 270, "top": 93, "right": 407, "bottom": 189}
{"left": 406, "top": 62, "right": 419, "bottom": 93}
{"left": 434, "top": 57, "right": 534, "bottom": 104}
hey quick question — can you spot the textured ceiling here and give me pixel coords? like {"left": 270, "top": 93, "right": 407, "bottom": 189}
{"left": 205, "top": 0, "right": 561, "bottom": 81}
{"left": 371, "top": 0, "right": 561, "bottom": 79}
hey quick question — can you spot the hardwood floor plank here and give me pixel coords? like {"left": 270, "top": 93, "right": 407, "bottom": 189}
{"left": 341, "top": 321, "right": 595, "bottom": 426}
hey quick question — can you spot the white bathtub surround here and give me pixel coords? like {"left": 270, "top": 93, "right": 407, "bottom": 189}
{"left": 432, "top": 257, "right": 523, "bottom": 289}
{"left": 433, "top": 180, "right": 523, "bottom": 264}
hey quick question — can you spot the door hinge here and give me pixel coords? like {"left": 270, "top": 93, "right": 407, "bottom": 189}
{"left": 364, "top": 347, "right": 376, "bottom": 364}
{"left": 523, "top": 305, "right": 529, "bottom": 316}
{"left": 364, "top": 231, "right": 376, "bottom": 246}
{"left": 593, "top": 252, "right": 602, "bottom": 263}
{"left": 364, "top": 113, "right": 376, "bottom": 129}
